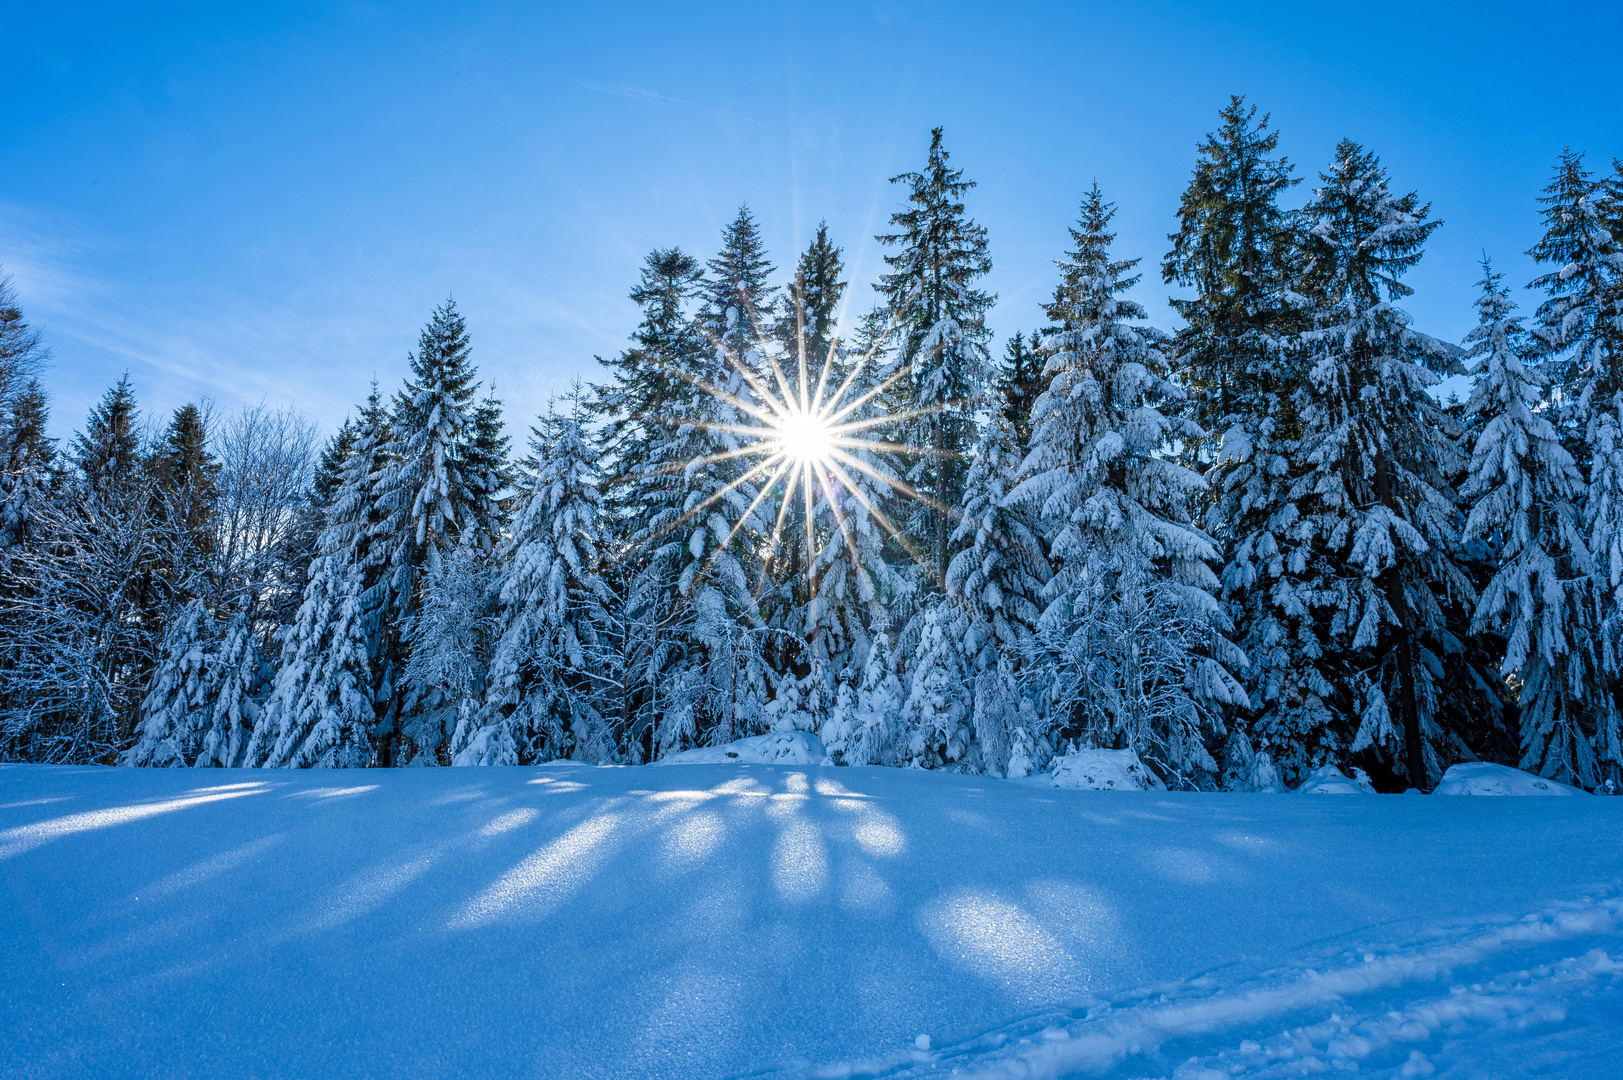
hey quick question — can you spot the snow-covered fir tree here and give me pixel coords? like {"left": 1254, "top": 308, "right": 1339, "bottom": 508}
{"left": 1012, "top": 183, "right": 1246, "bottom": 786}
{"left": 126, "top": 600, "right": 218, "bottom": 767}
{"left": 877, "top": 127, "right": 994, "bottom": 586}
{"left": 997, "top": 330, "right": 1046, "bottom": 455}
{"left": 1160, "top": 100, "right": 1313, "bottom": 780}
{"left": 1286, "top": 140, "right": 1468, "bottom": 789}
{"left": 1460, "top": 260, "right": 1607, "bottom": 786}
{"left": 946, "top": 412, "right": 1048, "bottom": 674}
{"left": 246, "top": 388, "right": 390, "bottom": 768}
{"left": 404, "top": 542, "right": 497, "bottom": 766}
{"left": 459, "top": 390, "right": 618, "bottom": 765}
{"left": 1525, "top": 150, "right": 1623, "bottom": 787}
{"left": 370, "top": 299, "right": 506, "bottom": 764}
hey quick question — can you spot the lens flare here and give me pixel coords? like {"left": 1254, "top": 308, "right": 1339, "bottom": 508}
{"left": 774, "top": 408, "right": 836, "bottom": 467}
{"left": 641, "top": 298, "right": 958, "bottom": 593}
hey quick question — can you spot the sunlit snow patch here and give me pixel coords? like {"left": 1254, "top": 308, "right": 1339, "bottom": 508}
{"left": 654, "top": 730, "right": 833, "bottom": 766}
{"left": 1019, "top": 748, "right": 1167, "bottom": 791}
{"left": 1296, "top": 763, "right": 1377, "bottom": 795}
{"left": 1435, "top": 761, "right": 1587, "bottom": 796}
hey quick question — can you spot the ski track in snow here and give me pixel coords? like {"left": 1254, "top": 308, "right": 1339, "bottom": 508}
{"left": 781, "top": 894, "right": 1623, "bottom": 1080}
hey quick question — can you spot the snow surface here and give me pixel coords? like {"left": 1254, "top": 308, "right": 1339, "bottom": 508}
{"left": 1435, "top": 761, "right": 1588, "bottom": 797}
{"left": 655, "top": 730, "right": 833, "bottom": 767}
{"left": 2, "top": 764, "right": 1621, "bottom": 1079}
{"left": 1295, "top": 763, "right": 1378, "bottom": 795}
{"left": 1021, "top": 748, "right": 1167, "bottom": 791}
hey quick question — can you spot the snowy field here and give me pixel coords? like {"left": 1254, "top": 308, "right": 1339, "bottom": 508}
{"left": 2, "top": 763, "right": 1621, "bottom": 1079}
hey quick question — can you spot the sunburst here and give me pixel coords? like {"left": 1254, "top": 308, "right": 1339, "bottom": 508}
{"left": 645, "top": 303, "right": 955, "bottom": 592}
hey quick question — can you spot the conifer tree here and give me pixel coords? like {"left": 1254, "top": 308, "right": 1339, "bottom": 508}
{"left": 877, "top": 127, "right": 994, "bottom": 585}
{"left": 1460, "top": 260, "right": 1606, "bottom": 786}
{"left": 0, "top": 380, "right": 53, "bottom": 562}
{"left": 946, "top": 412, "right": 1047, "bottom": 673}
{"left": 1528, "top": 149, "right": 1623, "bottom": 432}
{"left": 702, "top": 205, "right": 777, "bottom": 382}
{"left": 127, "top": 599, "right": 219, "bottom": 767}
{"left": 73, "top": 375, "right": 142, "bottom": 498}
{"left": 460, "top": 390, "right": 617, "bottom": 764}
{"left": 1163, "top": 98, "right": 1300, "bottom": 459}
{"left": 1288, "top": 141, "right": 1464, "bottom": 789}
{"left": 1527, "top": 150, "right": 1623, "bottom": 786}
{"left": 997, "top": 330, "right": 1045, "bottom": 454}
{"left": 248, "top": 387, "right": 390, "bottom": 767}
{"left": 1013, "top": 183, "right": 1245, "bottom": 785}
{"left": 767, "top": 225, "right": 849, "bottom": 652}
{"left": 370, "top": 299, "right": 498, "bottom": 762}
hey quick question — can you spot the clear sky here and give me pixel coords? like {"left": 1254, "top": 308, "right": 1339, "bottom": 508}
{"left": 2, "top": 1, "right": 1619, "bottom": 442}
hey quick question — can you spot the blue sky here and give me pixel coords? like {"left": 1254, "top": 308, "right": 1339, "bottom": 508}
{"left": 2, "top": 1, "right": 1619, "bottom": 442}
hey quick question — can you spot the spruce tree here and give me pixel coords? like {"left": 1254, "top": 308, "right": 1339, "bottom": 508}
{"left": 946, "top": 412, "right": 1048, "bottom": 673}
{"left": 0, "top": 380, "right": 53, "bottom": 562}
{"left": 1528, "top": 149, "right": 1623, "bottom": 432}
{"left": 463, "top": 390, "right": 617, "bottom": 764}
{"left": 1160, "top": 103, "right": 1312, "bottom": 780}
{"left": 1162, "top": 97, "right": 1300, "bottom": 458}
{"left": 1288, "top": 141, "right": 1463, "bottom": 789}
{"left": 996, "top": 330, "right": 1045, "bottom": 455}
{"left": 370, "top": 299, "right": 497, "bottom": 763}
{"left": 1012, "top": 183, "right": 1245, "bottom": 785}
{"left": 702, "top": 204, "right": 777, "bottom": 385}
{"left": 73, "top": 375, "right": 142, "bottom": 498}
{"left": 1460, "top": 260, "right": 1604, "bottom": 786}
{"left": 877, "top": 127, "right": 994, "bottom": 586}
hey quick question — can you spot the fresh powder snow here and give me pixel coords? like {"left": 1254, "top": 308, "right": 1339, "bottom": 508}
{"left": 2, "top": 762, "right": 1620, "bottom": 1079}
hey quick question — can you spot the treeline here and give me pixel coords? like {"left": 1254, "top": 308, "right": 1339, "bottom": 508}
{"left": 2, "top": 99, "right": 1620, "bottom": 791}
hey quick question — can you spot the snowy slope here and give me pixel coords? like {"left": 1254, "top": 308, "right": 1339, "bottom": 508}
{"left": 1, "top": 764, "right": 1620, "bottom": 1080}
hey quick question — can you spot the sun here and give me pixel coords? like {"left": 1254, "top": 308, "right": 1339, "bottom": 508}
{"left": 773, "top": 408, "right": 836, "bottom": 466}
{"left": 643, "top": 304, "right": 946, "bottom": 587}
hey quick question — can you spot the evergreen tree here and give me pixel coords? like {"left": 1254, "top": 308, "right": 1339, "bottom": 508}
{"left": 404, "top": 542, "right": 497, "bottom": 766}
{"left": 370, "top": 299, "right": 498, "bottom": 763}
{"left": 196, "top": 610, "right": 266, "bottom": 767}
{"left": 997, "top": 330, "right": 1045, "bottom": 454}
{"left": 461, "top": 392, "right": 617, "bottom": 764}
{"left": 312, "top": 417, "right": 358, "bottom": 506}
{"left": 1287, "top": 141, "right": 1463, "bottom": 789}
{"left": 877, "top": 127, "right": 994, "bottom": 586}
{"left": 249, "top": 386, "right": 391, "bottom": 767}
{"left": 898, "top": 602, "right": 971, "bottom": 767}
{"left": 0, "top": 380, "right": 53, "bottom": 562}
{"left": 72, "top": 375, "right": 142, "bottom": 498}
{"left": 946, "top": 412, "right": 1048, "bottom": 673}
{"left": 248, "top": 550, "right": 374, "bottom": 767}
{"left": 767, "top": 225, "right": 849, "bottom": 655}
{"left": 1527, "top": 149, "right": 1623, "bottom": 431}
{"left": 702, "top": 204, "right": 777, "bottom": 384}
{"left": 126, "top": 600, "right": 219, "bottom": 767}
{"left": 1526, "top": 150, "right": 1623, "bottom": 788}
{"left": 1012, "top": 183, "right": 1245, "bottom": 786}
{"left": 1162, "top": 97, "right": 1300, "bottom": 460}
{"left": 1460, "top": 260, "right": 1606, "bottom": 786}
{"left": 778, "top": 221, "right": 845, "bottom": 373}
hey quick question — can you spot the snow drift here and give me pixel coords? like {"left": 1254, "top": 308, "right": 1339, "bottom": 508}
{"left": 1021, "top": 747, "right": 1167, "bottom": 791}
{"left": 1436, "top": 761, "right": 1588, "bottom": 796}
{"left": 653, "top": 730, "right": 833, "bottom": 766}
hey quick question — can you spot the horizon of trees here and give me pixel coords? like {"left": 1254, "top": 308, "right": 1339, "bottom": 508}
{"left": 2, "top": 98, "right": 1620, "bottom": 792}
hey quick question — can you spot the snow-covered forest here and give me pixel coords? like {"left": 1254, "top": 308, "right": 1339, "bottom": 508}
{"left": 3, "top": 102, "right": 1621, "bottom": 793}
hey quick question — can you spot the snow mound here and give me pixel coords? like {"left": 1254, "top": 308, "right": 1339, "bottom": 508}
{"left": 1026, "top": 747, "right": 1167, "bottom": 791}
{"left": 1435, "top": 761, "right": 1587, "bottom": 797}
{"left": 1296, "top": 764, "right": 1376, "bottom": 795}
{"left": 654, "top": 729, "right": 832, "bottom": 766}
